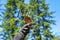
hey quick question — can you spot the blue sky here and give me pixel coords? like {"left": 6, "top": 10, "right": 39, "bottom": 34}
{"left": 46, "top": 0, "right": 60, "bottom": 36}
{"left": 0, "top": 0, "right": 60, "bottom": 37}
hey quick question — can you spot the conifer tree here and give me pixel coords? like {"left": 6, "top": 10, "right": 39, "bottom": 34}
{"left": 29, "top": 0, "right": 55, "bottom": 40}
{"left": 0, "top": 0, "right": 55, "bottom": 40}
{"left": 0, "top": 0, "right": 25, "bottom": 40}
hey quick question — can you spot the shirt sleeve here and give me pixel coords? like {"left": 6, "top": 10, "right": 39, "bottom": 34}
{"left": 12, "top": 31, "right": 25, "bottom": 40}
{"left": 11, "top": 23, "right": 32, "bottom": 40}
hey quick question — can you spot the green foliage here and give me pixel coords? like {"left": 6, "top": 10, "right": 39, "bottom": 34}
{"left": 50, "top": 36, "right": 59, "bottom": 40}
{"left": 30, "top": 0, "right": 55, "bottom": 40}
{"left": 0, "top": 0, "right": 56, "bottom": 40}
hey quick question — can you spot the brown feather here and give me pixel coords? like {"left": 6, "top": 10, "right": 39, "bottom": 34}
{"left": 24, "top": 14, "right": 31, "bottom": 23}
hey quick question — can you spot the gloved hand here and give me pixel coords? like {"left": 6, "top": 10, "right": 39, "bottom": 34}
{"left": 12, "top": 22, "right": 33, "bottom": 40}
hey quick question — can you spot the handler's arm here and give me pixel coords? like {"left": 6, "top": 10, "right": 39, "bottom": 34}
{"left": 12, "top": 22, "right": 32, "bottom": 40}
{"left": 12, "top": 31, "right": 25, "bottom": 40}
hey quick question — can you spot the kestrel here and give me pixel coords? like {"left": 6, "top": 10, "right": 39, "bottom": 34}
{"left": 24, "top": 14, "right": 31, "bottom": 24}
